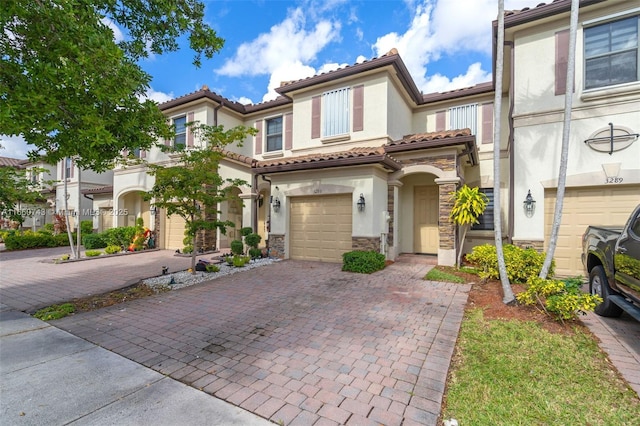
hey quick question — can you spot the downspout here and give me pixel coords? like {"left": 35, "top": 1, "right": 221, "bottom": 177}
{"left": 506, "top": 40, "right": 515, "bottom": 244}
{"left": 214, "top": 101, "right": 224, "bottom": 126}
{"left": 261, "top": 174, "right": 272, "bottom": 253}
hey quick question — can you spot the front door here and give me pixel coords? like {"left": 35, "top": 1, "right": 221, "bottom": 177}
{"left": 414, "top": 185, "right": 438, "bottom": 253}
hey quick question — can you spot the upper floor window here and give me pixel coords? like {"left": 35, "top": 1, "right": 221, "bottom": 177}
{"left": 65, "top": 157, "right": 72, "bottom": 179}
{"left": 323, "top": 87, "right": 350, "bottom": 137}
{"left": 266, "top": 116, "right": 283, "bottom": 152}
{"left": 449, "top": 103, "right": 478, "bottom": 135}
{"left": 584, "top": 16, "right": 639, "bottom": 90}
{"left": 471, "top": 188, "right": 494, "bottom": 231}
{"left": 173, "top": 116, "right": 187, "bottom": 148}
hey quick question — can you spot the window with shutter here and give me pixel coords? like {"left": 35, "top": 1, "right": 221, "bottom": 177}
{"left": 449, "top": 103, "right": 478, "bottom": 135}
{"left": 471, "top": 188, "right": 494, "bottom": 231}
{"left": 266, "top": 116, "right": 283, "bottom": 152}
{"left": 584, "top": 16, "right": 638, "bottom": 90}
{"left": 322, "top": 87, "right": 350, "bottom": 137}
{"left": 173, "top": 116, "right": 187, "bottom": 149}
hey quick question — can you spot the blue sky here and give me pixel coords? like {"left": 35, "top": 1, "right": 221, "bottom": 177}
{"left": 2, "top": 0, "right": 542, "bottom": 159}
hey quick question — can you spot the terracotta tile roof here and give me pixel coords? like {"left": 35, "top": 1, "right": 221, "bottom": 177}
{"left": 422, "top": 82, "right": 493, "bottom": 103}
{"left": 254, "top": 146, "right": 401, "bottom": 173}
{"left": 502, "top": 0, "right": 605, "bottom": 27}
{"left": 385, "top": 129, "right": 478, "bottom": 165}
{"left": 275, "top": 48, "right": 424, "bottom": 105}
{"left": 81, "top": 185, "right": 113, "bottom": 195}
{"left": 0, "top": 156, "right": 23, "bottom": 167}
{"left": 220, "top": 150, "right": 256, "bottom": 166}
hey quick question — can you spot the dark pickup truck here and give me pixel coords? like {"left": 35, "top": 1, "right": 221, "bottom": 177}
{"left": 582, "top": 204, "right": 640, "bottom": 321}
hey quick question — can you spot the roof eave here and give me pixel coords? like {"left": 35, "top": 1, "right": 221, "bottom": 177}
{"left": 255, "top": 154, "right": 401, "bottom": 174}
{"left": 385, "top": 135, "right": 478, "bottom": 166}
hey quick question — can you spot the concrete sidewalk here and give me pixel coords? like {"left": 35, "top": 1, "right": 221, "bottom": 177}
{"left": 0, "top": 304, "right": 272, "bottom": 426}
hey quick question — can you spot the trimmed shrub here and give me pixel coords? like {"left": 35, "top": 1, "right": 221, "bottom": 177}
{"left": 230, "top": 239, "right": 244, "bottom": 255}
{"left": 465, "top": 244, "right": 554, "bottom": 283}
{"left": 102, "top": 227, "right": 136, "bottom": 249}
{"left": 342, "top": 250, "right": 386, "bottom": 274}
{"left": 4, "top": 231, "right": 56, "bottom": 250}
{"left": 82, "top": 233, "right": 107, "bottom": 249}
{"left": 105, "top": 245, "right": 121, "bottom": 254}
{"left": 517, "top": 276, "right": 601, "bottom": 321}
{"left": 81, "top": 220, "right": 93, "bottom": 235}
{"left": 249, "top": 247, "right": 262, "bottom": 259}
{"left": 205, "top": 264, "right": 220, "bottom": 273}
{"left": 232, "top": 255, "right": 250, "bottom": 267}
{"left": 245, "top": 233, "right": 261, "bottom": 248}
{"left": 240, "top": 227, "right": 253, "bottom": 237}
{"left": 85, "top": 250, "right": 102, "bottom": 257}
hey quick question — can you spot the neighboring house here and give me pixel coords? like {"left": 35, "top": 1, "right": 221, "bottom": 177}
{"left": 54, "top": 157, "right": 113, "bottom": 231}
{"left": 97, "top": 0, "right": 640, "bottom": 275}
{"left": 0, "top": 156, "right": 55, "bottom": 230}
{"left": 19, "top": 158, "right": 56, "bottom": 230}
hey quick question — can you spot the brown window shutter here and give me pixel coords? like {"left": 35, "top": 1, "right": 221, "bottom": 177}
{"left": 436, "top": 110, "right": 446, "bottom": 131}
{"left": 284, "top": 113, "right": 293, "bottom": 150}
{"left": 352, "top": 85, "right": 364, "bottom": 132}
{"left": 311, "top": 95, "right": 321, "bottom": 139}
{"left": 187, "top": 112, "right": 195, "bottom": 147}
{"left": 254, "top": 120, "right": 263, "bottom": 155}
{"left": 555, "top": 29, "right": 569, "bottom": 96}
{"left": 482, "top": 103, "right": 494, "bottom": 144}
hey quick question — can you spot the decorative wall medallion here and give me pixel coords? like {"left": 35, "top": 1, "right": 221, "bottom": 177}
{"left": 584, "top": 123, "right": 638, "bottom": 155}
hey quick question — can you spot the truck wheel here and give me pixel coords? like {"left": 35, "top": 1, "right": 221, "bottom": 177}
{"left": 590, "top": 265, "right": 623, "bottom": 317}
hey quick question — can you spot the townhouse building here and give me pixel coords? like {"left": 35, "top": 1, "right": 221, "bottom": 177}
{"left": 38, "top": 0, "right": 637, "bottom": 276}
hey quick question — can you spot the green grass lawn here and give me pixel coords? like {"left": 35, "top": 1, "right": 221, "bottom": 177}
{"left": 442, "top": 309, "right": 640, "bottom": 425}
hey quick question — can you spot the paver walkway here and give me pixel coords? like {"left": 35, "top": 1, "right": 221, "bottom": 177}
{"left": 0, "top": 247, "right": 214, "bottom": 312}
{"left": 55, "top": 260, "right": 470, "bottom": 425}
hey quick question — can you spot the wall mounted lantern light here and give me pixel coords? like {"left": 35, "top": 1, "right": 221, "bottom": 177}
{"left": 273, "top": 197, "right": 281, "bottom": 213}
{"left": 150, "top": 206, "right": 157, "bottom": 215}
{"left": 523, "top": 190, "right": 536, "bottom": 218}
{"left": 357, "top": 193, "right": 366, "bottom": 212}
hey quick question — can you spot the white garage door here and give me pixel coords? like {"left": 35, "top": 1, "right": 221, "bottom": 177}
{"left": 544, "top": 185, "right": 640, "bottom": 277}
{"left": 290, "top": 194, "right": 353, "bottom": 262}
{"left": 163, "top": 211, "right": 187, "bottom": 250}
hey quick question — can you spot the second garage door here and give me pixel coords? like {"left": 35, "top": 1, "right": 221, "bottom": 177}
{"left": 163, "top": 211, "right": 187, "bottom": 250}
{"left": 544, "top": 185, "right": 640, "bottom": 277}
{"left": 290, "top": 194, "right": 353, "bottom": 262}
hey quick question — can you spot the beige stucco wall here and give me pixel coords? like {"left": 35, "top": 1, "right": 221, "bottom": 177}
{"left": 511, "top": 2, "right": 640, "bottom": 242}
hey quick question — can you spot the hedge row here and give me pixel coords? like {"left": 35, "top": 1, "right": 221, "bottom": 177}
{"left": 4, "top": 230, "right": 75, "bottom": 250}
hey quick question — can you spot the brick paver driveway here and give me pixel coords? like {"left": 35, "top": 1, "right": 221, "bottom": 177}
{"left": 0, "top": 247, "right": 211, "bottom": 312}
{"left": 55, "top": 260, "right": 470, "bottom": 425}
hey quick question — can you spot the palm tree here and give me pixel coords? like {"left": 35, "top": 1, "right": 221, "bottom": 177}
{"left": 539, "top": 0, "right": 579, "bottom": 278}
{"left": 493, "top": 0, "right": 515, "bottom": 304}
{"left": 449, "top": 185, "right": 488, "bottom": 268}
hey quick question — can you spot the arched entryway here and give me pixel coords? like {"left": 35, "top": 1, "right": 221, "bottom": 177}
{"left": 117, "top": 191, "right": 151, "bottom": 229}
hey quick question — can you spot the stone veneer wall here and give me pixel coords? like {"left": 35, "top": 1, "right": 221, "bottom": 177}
{"left": 268, "top": 234, "right": 285, "bottom": 259}
{"left": 513, "top": 240, "right": 545, "bottom": 251}
{"left": 153, "top": 210, "right": 160, "bottom": 248}
{"left": 386, "top": 186, "right": 394, "bottom": 249}
{"left": 397, "top": 154, "right": 456, "bottom": 171}
{"left": 352, "top": 236, "right": 381, "bottom": 252}
{"left": 438, "top": 183, "right": 457, "bottom": 250}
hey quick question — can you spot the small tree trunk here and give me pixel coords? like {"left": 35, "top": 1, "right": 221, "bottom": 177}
{"left": 540, "top": 0, "right": 578, "bottom": 279}
{"left": 63, "top": 158, "right": 76, "bottom": 259}
{"left": 456, "top": 224, "right": 469, "bottom": 268}
{"left": 191, "top": 234, "right": 197, "bottom": 274}
{"left": 493, "top": 0, "right": 515, "bottom": 304}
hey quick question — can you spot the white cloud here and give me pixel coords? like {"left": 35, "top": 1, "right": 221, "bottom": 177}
{"left": 422, "top": 62, "right": 492, "bottom": 93}
{"left": 217, "top": 8, "right": 340, "bottom": 78}
{"left": 101, "top": 17, "right": 124, "bottom": 42}
{"left": 0, "top": 135, "right": 31, "bottom": 159}
{"left": 371, "top": 0, "right": 542, "bottom": 93}
{"left": 262, "top": 61, "right": 318, "bottom": 102}
{"left": 236, "top": 97, "right": 254, "bottom": 105}
{"left": 139, "top": 88, "right": 174, "bottom": 103}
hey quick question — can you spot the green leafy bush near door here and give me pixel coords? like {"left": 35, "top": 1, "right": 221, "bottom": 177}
{"left": 342, "top": 250, "right": 386, "bottom": 274}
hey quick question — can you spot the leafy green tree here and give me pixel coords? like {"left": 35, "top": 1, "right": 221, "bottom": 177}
{"left": 145, "top": 125, "right": 257, "bottom": 274}
{"left": 0, "top": 163, "right": 45, "bottom": 226}
{"left": 449, "top": 185, "right": 488, "bottom": 268}
{"left": 0, "top": 0, "right": 224, "bottom": 172}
